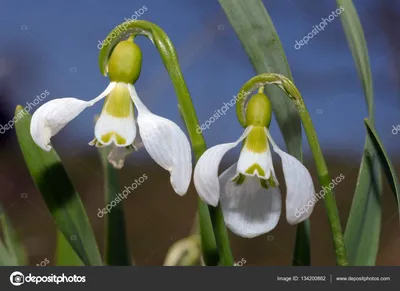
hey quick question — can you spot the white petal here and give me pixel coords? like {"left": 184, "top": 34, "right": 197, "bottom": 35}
{"left": 95, "top": 107, "right": 136, "bottom": 147}
{"left": 108, "top": 145, "right": 134, "bottom": 169}
{"left": 30, "top": 98, "right": 90, "bottom": 151}
{"left": 237, "top": 143, "right": 275, "bottom": 179}
{"left": 30, "top": 82, "right": 116, "bottom": 151}
{"left": 220, "top": 163, "right": 282, "bottom": 238}
{"left": 87, "top": 82, "right": 117, "bottom": 106}
{"left": 266, "top": 129, "right": 315, "bottom": 224}
{"left": 129, "top": 85, "right": 192, "bottom": 196}
{"left": 193, "top": 127, "right": 253, "bottom": 206}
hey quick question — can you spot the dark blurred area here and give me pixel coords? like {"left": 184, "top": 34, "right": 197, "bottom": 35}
{"left": 0, "top": 0, "right": 399, "bottom": 265}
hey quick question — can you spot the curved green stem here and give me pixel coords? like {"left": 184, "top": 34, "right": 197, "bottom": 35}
{"left": 236, "top": 73, "right": 348, "bottom": 266}
{"left": 98, "top": 20, "right": 232, "bottom": 266}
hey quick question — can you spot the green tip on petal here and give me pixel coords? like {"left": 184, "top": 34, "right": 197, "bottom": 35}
{"left": 101, "top": 132, "right": 127, "bottom": 145}
{"left": 107, "top": 40, "right": 142, "bottom": 84}
{"left": 232, "top": 173, "right": 246, "bottom": 185}
{"left": 245, "top": 91, "right": 272, "bottom": 127}
{"left": 245, "top": 164, "right": 265, "bottom": 176}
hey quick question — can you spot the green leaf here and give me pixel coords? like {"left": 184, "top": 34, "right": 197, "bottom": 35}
{"left": 56, "top": 230, "right": 84, "bottom": 266}
{"left": 338, "top": 0, "right": 382, "bottom": 265}
{"left": 0, "top": 238, "right": 16, "bottom": 266}
{"left": 98, "top": 145, "right": 131, "bottom": 266}
{"left": 292, "top": 221, "right": 311, "bottom": 266}
{"left": 15, "top": 106, "right": 102, "bottom": 266}
{"left": 344, "top": 143, "right": 382, "bottom": 266}
{"left": 364, "top": 119, "right": 400, "bottom": 211}
{"left": 219, "top": 0, "right": 308, "bottom": 266}
{"left": 337, "top": 0, "right": 373, "bottom": 114}
{"left": 0, "top": 205, "right": 26, "bottom": 266}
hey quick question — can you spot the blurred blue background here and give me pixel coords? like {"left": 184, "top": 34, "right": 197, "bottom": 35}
{"left": 1, "top": 0, "right": 399, "bottom": 156}
{"left": 0, "top": 0, "right": 399, "bottom": 265}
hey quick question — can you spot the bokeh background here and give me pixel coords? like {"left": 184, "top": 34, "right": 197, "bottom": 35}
{"left": 0, "top": 0, "right": 399, "bottom": 265}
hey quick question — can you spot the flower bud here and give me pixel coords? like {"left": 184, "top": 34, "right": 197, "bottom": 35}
{"left": 107, "top": 39, "right": 142, "bottom": 84}
{"left": 245, "top": 88, "right": 272, "bottom": 127}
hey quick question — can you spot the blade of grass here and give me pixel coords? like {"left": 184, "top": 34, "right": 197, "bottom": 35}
{"left": 219, "top": 0, "right": 309, "bottom": 265}
{"left": 364, "top": 119, "right": 400, "bottom": 212}
{"left": 0, "top": 205, "right": 25, "bottom": 266}
{"left": 56, "top": 230, "right": 83, "bottom": 266}
{"left": 0, "top": 239, "right": 17, "bottom": 266}
{"left": 98, "top": 145, "right": 131, "bottom": 266}
{"left": 337, "top": 0, "right": 382, "bottom": 265}
{"left": 15, "top": 106, "right": 102, "bottom": 266}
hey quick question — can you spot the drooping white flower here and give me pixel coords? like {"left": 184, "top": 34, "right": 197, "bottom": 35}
{"left": 30, "top": 39, "right": 192, "bottom": 196}
{"left": 194, "top": 91, "right": 315, "bottom": 238}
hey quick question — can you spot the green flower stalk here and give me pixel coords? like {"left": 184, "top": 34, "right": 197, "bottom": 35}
{"left": 235, "top": 73, "right": 348, "bottom": 266}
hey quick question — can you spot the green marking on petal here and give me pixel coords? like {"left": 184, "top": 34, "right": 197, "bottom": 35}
{"left": 101, "top": 132, "right": 127, "bottom": 145}
{"left": 245, "top": 164, "right": 265, "bottom": 176}
{"left": 232, "top": 173, "right": 246, "bottom": 185}
{"left": 103, "top": 84, "right": 132, "bottom": 118}
{"left": 268, "top": 176, "right": 276, "bottom": 187}
{"left": 244, "top": 126, "right": 268, "bottom": 153}
{"left": 260, "top": 179, "right": 269, "bottom": 189}
{"left": 260, "top": 176, "right": 276, "bottom": 189}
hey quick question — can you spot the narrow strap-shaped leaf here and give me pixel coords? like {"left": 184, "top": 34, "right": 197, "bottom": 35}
{"left": 219, "top": 0, "right": 308, "bottom": 265}
{"left": 337, "top": 0, "right": 382, "bottom": 265}
{"left": 98, "top": 146, "right": 131, "bottom": 266}
{"left": 364, "top": 119, "right": 400, "bottom": 213}
{"left": 56, "top": 230, "right": 83, "bottom": 266}
{"left": 15, "top": 106, "right": 102, "bottom": 266}
{"left": 0, "top": 238, "right": 16, "bottom": 266}
{"left": 337, "top": 0, "right": 374, "bottom": 118}
{"left": 0, "top": 206, "right": 25, "bottom": 266}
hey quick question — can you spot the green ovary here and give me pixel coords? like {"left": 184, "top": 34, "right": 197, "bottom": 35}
{"left": 108, "top": 40, "right": 142, "bottom": 84}
{"left": 245, "top": 91, "right": 272, "bottom": 127}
